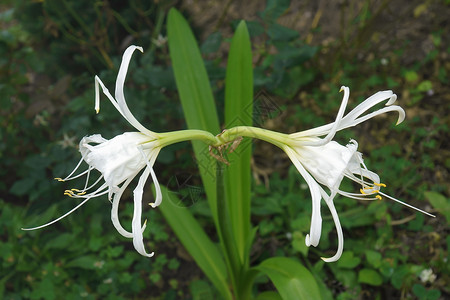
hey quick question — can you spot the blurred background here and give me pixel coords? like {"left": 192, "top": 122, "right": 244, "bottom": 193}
{"left": 1, "top": 0, "right": 449, "bottom": 299}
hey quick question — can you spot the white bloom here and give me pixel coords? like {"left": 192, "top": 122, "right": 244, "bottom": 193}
{"left": 419, "top": 268, "right": 437, "bottom": 283}
{"left": 23, "top": 46, "right": 163, "bottom": 257}
{"left": 283, "top": 86, "right": 434, "bottom": 262}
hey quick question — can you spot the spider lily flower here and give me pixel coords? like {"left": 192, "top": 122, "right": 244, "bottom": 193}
{"left": 281, "top": 86, "right": 435, "bottom": 262}
{"left": 22, "top": 46, "right": 163, "bottom": 257}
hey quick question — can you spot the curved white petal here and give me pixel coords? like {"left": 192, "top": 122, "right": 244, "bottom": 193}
{"left": 290, "top": 89, "right": 403, "bottom": 140}
{"left": 115, "top": 46, "right": 157, "bottom": 138}
{"left": 132, "top": 166, "right": 154, "bottom": 257}
{"left": 111, "top": 173, "right": 145, "bottom": 238}
{"left": 340, "top": 105, "right": 405, "bottom": 129}
{"left": 149, "top": 167, "right": 162, "bottom": 208}
{"left": 321, "top": 196, "right": 344, "bottom": 262}
{"left": 300, "top": 86, "right": 349, "bottom": 147}
{"left": 341, "top": 90, "right": 395, "bottom": 123}
{"left": 95, "top": 75, "right": 129, "bottom": 121}
{"left": 284, "top": 146, "right": 322, "bottom": 247}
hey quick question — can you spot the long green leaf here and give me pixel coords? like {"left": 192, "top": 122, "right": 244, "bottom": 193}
{"left": 167, "top": 8, "right": 221, "bottom": 225}
{"left": 224, "top": 21, "right": 253, "bottom": 265}
{"left": 255, "top": 257, "right": 322, "bottom": 300}
{"left": 158, "top": 186, "right": 231, "bottom": 299}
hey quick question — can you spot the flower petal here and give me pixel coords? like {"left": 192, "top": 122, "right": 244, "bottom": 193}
{"left": 132, "top": 166, "right": 154, "bottom": 257}
{"left": 290, "top": 89, "right": 404, "bottom": 140}
{"left": 321, "top": 194, "right": 344, "bottom": 262}
{"left": 284, "top": 146, "right": 323, "bottom": 247}
{"left": 115, "top": 46, "right": 157, "bottom": 138}
{"left": 298, "top": 86, "right": 350, "bottom": 146}
{"left": 111, "top": 174, "right": 141, "bottom": 238}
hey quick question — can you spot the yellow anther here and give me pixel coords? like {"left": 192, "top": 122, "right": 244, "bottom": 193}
{"left": 339, "top": 87, "right": 344, "bottom": 92}
{"left": 143, "top": 219, "right": 148, "bottom": 226}
{"left": 54, "top": 178, "right": 64, "bottom": 182}
{"left": 77, "top": 192, "right": 86, "bottom": 196}
{"left": 374, "top": 182, "right": 386, "bottom": 187}
{"left": 64, "top": 192, "right": 75, "bottom": 198}
{"left": 149, "top": 202, "right": 155, "bottom": 206}
{"left": 376, "top": 195, "right": 382, "bottom": 200}
{"left": 71, "top": 188, "right": 81, "bottom": 192}
{"left": 360, "top": 189, "right": 367, "bottom": 195}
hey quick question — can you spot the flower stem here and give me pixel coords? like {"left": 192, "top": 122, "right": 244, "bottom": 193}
{"left": 158, "top": 129, "right": 217, "bottom": 147}
{"left": 217, "top": 126, "right": 289, "bottom": 148}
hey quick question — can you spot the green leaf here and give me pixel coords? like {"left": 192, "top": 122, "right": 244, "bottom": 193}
{"left": 224, "top": 20, "right": 253, "bottom": 266}
{"left": 255, "top": 257, "right": 322, "bottom": 300}
{"left": 365, "top": 250, "right": 382, "bottom": 268}
{"left": 167, "top": 8, "right": 221, "bottom": 225}
{"left": 201, "top": 32, "right": 222, "bottom": 54}
{"left": 256, "top": 291, "right": 282, "bottom": 300}
{"left": 267, "top": 23, "right": 299, "bottom": 41}
{"left": 337, "top": 251, "right": 361, "bottom": 269}
{"left": 260, "top": 0, "right": 290, "bottom": 22}
{"left": 358, "top": 268, "right": 383, "bottom": 286}
{"left": 45, "top": 233, "right": 75, "bottom": 250}
{"left": 158, "top": 186, "right": 231, "bottom": 300}
{"left": 65, "top": 255, "right": 98, "bottom": 270}
{"left": 424, "top": 191, "right": 449, "bottom": 223}
{"left": 292, "top": 231, "right": 309, "bottom": 256}
{"left": 190, "top": 280, "right": 216, "bottom": 300}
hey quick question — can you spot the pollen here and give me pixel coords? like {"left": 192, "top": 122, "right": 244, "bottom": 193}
{"left": 374, "top": 182, "right": 386, "bottom": 187}
{"left": 376, "top": 195, "right": 382, "bottom": 200}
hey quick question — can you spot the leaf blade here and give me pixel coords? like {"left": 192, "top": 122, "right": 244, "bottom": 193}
{"left": 224, "top": 20, "right": 253, "bottom": 264}
{"left": 255, "top": 257, "right": 322, "bottom": 300}
{"left": 159, "top": 186, "right": 231, "bottom": 299}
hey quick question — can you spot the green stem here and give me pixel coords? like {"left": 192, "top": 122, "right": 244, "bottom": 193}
{"left": 217, "top": 126, "right": 290, "bottom": 149}
{"left": 158, "top": 129, "right": 217, "bottom": 147}
{"left": 157, "top": 126, "right": 291, "bottom": 153}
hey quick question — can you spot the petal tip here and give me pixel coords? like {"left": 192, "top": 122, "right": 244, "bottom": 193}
{"left": 386, "top": 93, "right": 397, "bottom": 106}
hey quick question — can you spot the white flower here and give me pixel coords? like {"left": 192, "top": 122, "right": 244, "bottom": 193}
{"left": 419, "top": 268, "right": 437, "bottom": 283}
{"left": 23, "top": 45, "right": 162, "bottom": 257}
{"left": 282, "top": 86, "right": 435, "bottom": 262}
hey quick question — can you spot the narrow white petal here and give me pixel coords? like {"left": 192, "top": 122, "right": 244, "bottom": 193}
{"left": 94, "top": 75, "right": 128, "bottom": 120}
{"left": 138, "top": 145, "right": 162, "bottom": 208}
{"left": 284, "top": 146, "right": 322, "bottom": 247}
{"left": 111, "top": 174, "right": 139, "bottom": 238}
{"left": 341, "top": 106, "right": 406, "bottom": 129}
{"left": 290, "top": 90, "right": 403, "bottom": 140}
{"left": 132, "top": 167, "right": 154, "bottom": 257}
{"left": 342, "top": 90, "right": 394, "bottom": 123}
{"left": 114, "top": 46, "right": 157, "bottom": 138}
{"left": 149, "top": 167, "right": 162, "bottom": 208}
{"left": 306, "top": 86, "right": 349, "bottom": 147}
{"left": 321, "top": 196, "right": 344, "bottom": 262}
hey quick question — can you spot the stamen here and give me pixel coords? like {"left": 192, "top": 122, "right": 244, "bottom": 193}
{"left": 21, "top": 197, "right": 93, "bottom": 231}
{"left": 374, "top": 182, "right": 386, "bottom": 187}
{"left": 378, "top": 191, "right": 436, "bottom": 217}
{"left": 360, "top": 189, "right": 367, "bottom": 195}
{"left": 376, "top": 195, "right": 382, "bottom": 200}
{"left": 54, "top": 178, "right": 65, "bottom": 182}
